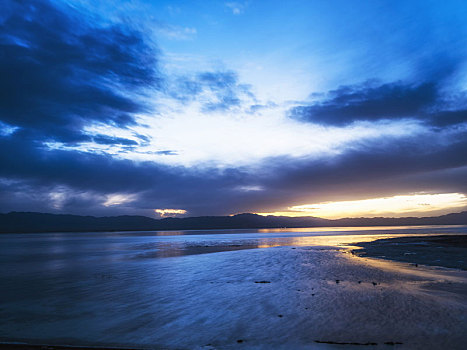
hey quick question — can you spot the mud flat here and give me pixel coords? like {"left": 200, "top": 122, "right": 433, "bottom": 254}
{"left": 352, "top": 235, "right": 467, "bottom": 270}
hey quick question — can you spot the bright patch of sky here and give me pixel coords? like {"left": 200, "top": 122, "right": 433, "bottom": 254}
{"left": 52, "top": 109, "right": 425, "bottom": 168}
{"left": 103, "top": 193, "right": 138, "bottom": 207}
{"left": 51, "top": 0, "right": 467, "bottom": 169}
{"left": 258, "top": 193, "right": 467, "bottom": 219}
{"left": 0, "top": 121, "right": 19, "bottom": 136}
{"left": 16, "top": 0, "right": 459, "bottom": 217}
{"left": 155, "top": 208, "right": 187, "bottom": 217}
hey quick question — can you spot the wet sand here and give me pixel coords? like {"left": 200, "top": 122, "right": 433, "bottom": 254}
{"left": 352, "top": 235, "right": 467, "bottom": 270}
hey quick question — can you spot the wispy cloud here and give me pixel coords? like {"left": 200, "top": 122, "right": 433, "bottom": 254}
{"left": 168, "top": 70, "right": 255, "bottom": 112}
{"left": 225, "top": 2, "right": 247, "bottom": 15}
{"left": 103, "top": 193, "right": 138, "bottom": 207}
{"left": 155, "top": 23, "right": 197, "bottom": 40}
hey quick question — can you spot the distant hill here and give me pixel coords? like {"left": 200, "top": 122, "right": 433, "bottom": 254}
{"left": 0, "top": 211, "right": 466, "bottom": 233}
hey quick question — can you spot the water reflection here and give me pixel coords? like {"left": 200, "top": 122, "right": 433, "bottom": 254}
{"left": 1, "top": 226, "right": 466, "bottom": 263}
{"left": 154, "top": 230, "right": 187, "bottom": 236}
{"left": 257, "top": 225, "right": 467, "bottom": 234}
{"left": 128, "top": 230, "right": 467, "bottom": 259}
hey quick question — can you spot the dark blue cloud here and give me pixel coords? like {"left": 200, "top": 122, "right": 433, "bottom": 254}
{"left": 0, "top": 127, "right": 466, "bottom": 216}
{"left": 291, "top": 78, "right": 467, "bottom": 127}
{"left": 0, "top": 0, "right": 160, "bottom": 143}
{"left": 429, "top": 109, "right": 467, "bottom": 127}
{"left": 251, "top": 131, "right": 467, "bottom": 211}
{"left": 169, "top": 70, "right": 255, "bottom": 112}
{"left": 92, "top": 135, "right": 139, "bottom": 146}
{"left": 154, "top": 150, "right": 178, "bottom": 156}
{"left": 0, "top": 130, "right": 259, "bottom": 215}
{"left": 292, "top": 81, "right": 437, "bottom": 125}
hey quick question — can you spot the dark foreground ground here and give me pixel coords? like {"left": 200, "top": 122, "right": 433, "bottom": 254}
{"left": 0, "top": 345, "right": 144, "bottom": 350}
{"left": 352, "top": 235, "right": 467, "bottom": 270}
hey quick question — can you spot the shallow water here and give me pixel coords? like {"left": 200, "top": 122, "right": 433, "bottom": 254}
{"left": 1, "top": 225, "right": 467, "bottom": 349}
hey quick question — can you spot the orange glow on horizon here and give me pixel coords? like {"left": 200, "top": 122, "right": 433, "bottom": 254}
{"left": 155, "top": 209, "right": 187, "bottom": 217}
{"left": 256, "top": 193, "right": 467, "bottom": 219}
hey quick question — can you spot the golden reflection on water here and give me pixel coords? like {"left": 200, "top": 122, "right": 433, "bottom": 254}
{"left": 254, "top": 233, "right": 419, "bottom": 250}
{"left": 155, "top": 231, "right": 187, "bottom": 236}
{"left": 138, "top": 229, "right": 466, "bottom": 260}
{"left": 256, "top": 225, "right": 460, "bottom": 233}
{"left": 257, "top": 243, "right": 284, "bottom": 248}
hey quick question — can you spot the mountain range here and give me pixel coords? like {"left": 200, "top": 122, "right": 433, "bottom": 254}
{"left": 0, "top": 211, "right": 466, "bottom": 233}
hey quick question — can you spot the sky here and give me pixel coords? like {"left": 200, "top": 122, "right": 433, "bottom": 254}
{"left": 1, "top": 0, "right": 467, "bottom": 219}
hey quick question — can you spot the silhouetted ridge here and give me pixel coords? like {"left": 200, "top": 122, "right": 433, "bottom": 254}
{"left": 0, "top": 211, "right": 466, "bottom": 233}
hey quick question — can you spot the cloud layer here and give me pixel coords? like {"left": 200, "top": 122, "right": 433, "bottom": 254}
{"left": 0, "top": 0, "right": 159, "bottom": 145}
{"left": 291, "top": 78, "right": 466, "bottom": 127}
{"left": 0, "top": 0, "right": 466, "bottom": 218}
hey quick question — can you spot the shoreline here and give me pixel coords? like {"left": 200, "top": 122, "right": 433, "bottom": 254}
{"left": 351, "top": 235, "right": 467, "bottom": 270}
{"left": 1, "top": 224, "right": 466, "bottom": 236}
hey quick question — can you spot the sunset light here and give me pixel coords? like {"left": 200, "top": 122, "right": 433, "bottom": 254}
{"left": 155, "top": 209, "right": 187, "bottom": 217}
{"left": 257, "top": 193, "right": 467, "bottom": 219}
